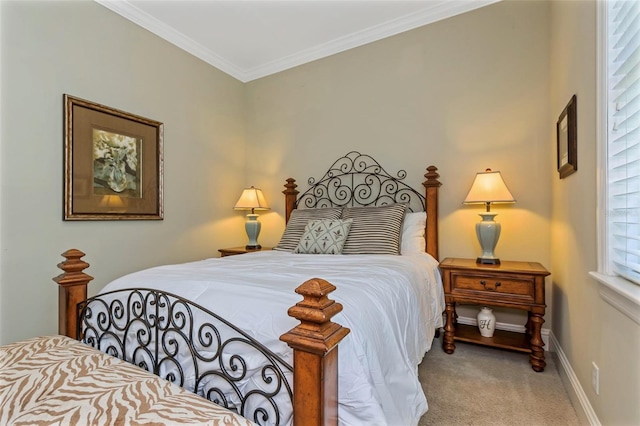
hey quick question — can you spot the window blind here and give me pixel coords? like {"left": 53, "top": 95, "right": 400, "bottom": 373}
{"left": 607, "top": 0, "right": 640, "bottom": 284}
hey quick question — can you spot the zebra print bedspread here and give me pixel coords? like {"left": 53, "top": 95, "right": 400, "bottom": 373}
{"left": 0, "top": 335, "right": 256, "bottom": 426}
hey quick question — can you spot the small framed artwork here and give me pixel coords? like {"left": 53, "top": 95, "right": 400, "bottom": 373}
{"left": 557, "top": 94, "right": 577, "bottom": 179}
{"left": 64, "top": 95, "right": 164, "bottom": 220}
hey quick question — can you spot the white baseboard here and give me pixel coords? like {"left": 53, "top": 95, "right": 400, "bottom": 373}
{"left": 549, "top": 332, "right": 601, "bottom": 426}
{"left": 456, "top": 315, "right": 551, "bottom": 349}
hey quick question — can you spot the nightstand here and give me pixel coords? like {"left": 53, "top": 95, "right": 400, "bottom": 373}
{"left": 438, "top": 257, "right": 550, "bottom": 372}
{"left": 218, "top": 246, "right": 272, "bottom": 257}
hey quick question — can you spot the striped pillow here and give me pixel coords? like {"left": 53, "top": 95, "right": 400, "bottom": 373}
{"left": 275, "top": 207, "right": 342, "bottom": 251}
{"left": 341, "top": 204, "right": 407, "bottom": 255}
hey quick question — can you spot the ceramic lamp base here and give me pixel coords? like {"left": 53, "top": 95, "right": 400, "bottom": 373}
{"left": 244, "top": 214, "right": 262, "bottom": 249}
{"left": 475, "top": 212, "right": 501, "bottom": 265}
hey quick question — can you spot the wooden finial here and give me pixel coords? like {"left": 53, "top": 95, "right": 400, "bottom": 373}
{"left": 283, "top": 178, "right": 299, "bottom": 223}
{"left": 280, "top": 278, "right": 349, "bottom": 426}
{"left": 53, "top": 249, "right": 93, "bottom": 338}
{"left": 281, "top": 278, "right": 350, "bottom": 354}
{"left": 423, "top": 165, "right": 442, "bottom": 188}
{"left": 283, "top": 178, "right": 298, "bottom": 194}
{"left": 54, "top": 249, "right": 92, "bottom": 283}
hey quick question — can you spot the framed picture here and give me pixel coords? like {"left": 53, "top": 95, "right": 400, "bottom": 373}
{"left": 64, "top": 95, "right": 163, "bottom": 220}
{"left": 557, "top": 94, "right": 577, "bottom": 179}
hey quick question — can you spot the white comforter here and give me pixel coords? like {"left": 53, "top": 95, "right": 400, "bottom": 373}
{"left": 100, "top": 251, "right": 445, "bottom": 426}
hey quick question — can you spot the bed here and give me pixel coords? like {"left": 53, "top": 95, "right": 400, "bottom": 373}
{"left": 0, "top": 335, "right": 256, "bottom": 425}
{"left": 51, "top": 151, "right": 444, "bottom": 425}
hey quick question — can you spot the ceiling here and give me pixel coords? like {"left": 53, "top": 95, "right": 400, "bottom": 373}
{"left": 96, "top": 0, "right": 499, "bottom": 82}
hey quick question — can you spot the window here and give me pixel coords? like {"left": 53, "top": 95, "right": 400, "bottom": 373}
{"left": 604, "top": 0, "right": 640, "bottom": 284}
{"left": 593, "top": 0, "right": 640, "bottom": 325}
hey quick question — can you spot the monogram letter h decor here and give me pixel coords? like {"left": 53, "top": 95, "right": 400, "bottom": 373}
{"left": 477, "top": 307, "right": 496, "bottom": 337}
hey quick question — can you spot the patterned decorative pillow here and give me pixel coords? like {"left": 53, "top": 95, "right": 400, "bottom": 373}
{"left": 274, "top": 207, "right": 342, "bottom": 251}
{"left": 341, "top": 204, "right": 407, "bottom": 255}
{"left": 294, "top": 219, "right": 353, "bottom": 254}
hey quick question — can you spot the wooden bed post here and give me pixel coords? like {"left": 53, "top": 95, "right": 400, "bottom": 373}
{"left": 423, "top": 165, "right": 441, "bottom": 261}
{"left": 283, "top": 178, "right": 299, "bottom": 223}
{"left": 280, "top": 279, "right": 350, "bottom": 426}
{"left": 53, "top": 249, "right": 93, "bottom": 339}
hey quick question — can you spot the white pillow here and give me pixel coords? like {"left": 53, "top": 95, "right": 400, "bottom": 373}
{"left": 400, "top": 212, "right": 426, "bottom": 255}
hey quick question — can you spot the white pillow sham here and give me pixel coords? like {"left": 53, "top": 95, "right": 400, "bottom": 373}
{"left": 400, "top": 212, "right": 426, "bottom": 255}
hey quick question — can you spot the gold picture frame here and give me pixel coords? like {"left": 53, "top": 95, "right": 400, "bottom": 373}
{"left": 64, "top": 95, "right": 163, "bottom": 220}
{"left": 557, "top": 94, "right": 577, "bottom": 179}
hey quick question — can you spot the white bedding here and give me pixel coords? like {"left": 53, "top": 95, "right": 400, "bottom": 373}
{"left": 99, "top": 250, "right": 445, "bottom": 426}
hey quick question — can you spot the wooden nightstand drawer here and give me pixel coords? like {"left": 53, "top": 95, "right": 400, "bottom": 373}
{"left": 451, "top": 273, "right": 534, "bottom": 300}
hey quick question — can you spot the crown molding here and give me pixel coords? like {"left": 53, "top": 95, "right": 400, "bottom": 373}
{"left": 95, "top": 0, "right": 246, "bottom": 80}
{"left": 96, "top": 0, "right": 500, "bottom": 83}
{"left": 243, "top": 0, "right": 500, "bottom": 81}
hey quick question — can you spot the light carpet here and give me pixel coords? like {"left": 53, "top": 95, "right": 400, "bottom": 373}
{"left": 418, "top": 337, "right": 582, "bottom": 426}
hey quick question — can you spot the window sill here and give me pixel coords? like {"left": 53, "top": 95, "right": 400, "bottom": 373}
{"left": 589, "top": 272, "right": 640, "bottom": 325}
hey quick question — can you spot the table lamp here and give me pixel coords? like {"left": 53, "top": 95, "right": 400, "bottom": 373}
{"left": 234, "top": 186, "right": 270, "bottom": 249}
{"left": 463, "top": 169, "right": 515, "bottom": 264}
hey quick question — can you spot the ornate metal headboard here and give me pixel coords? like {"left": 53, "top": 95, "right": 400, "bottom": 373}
{"left": 294, "top": 151, "right": 426, "bottom": 212}
{"left": 282, "top": 151, "right": 442, "bottom": 260}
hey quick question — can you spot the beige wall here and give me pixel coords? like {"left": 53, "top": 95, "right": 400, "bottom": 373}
{"left": 245, "top": 0, "right": 552, "bottom": 328}
{"left": 2, "top": 0, "right": 636, "bottom": 423}
{"left": 0, "top": 1, "right": 247, "bottom": 344}
{"left": 549, "top": 1, "right": 640, "bottom": 424}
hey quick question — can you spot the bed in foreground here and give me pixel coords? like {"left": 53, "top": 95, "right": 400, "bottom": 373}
{"left": 0, "top": 335, "right": 256, "bottom": 425}
{"left": 47, "top": 152, "right": 443, "bottom": 425}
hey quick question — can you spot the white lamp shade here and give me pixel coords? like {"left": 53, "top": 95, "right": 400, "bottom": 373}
{"left": 463, "top": 169, "right": 515, "bottom": 205}
{"left": 234, "top": 186, "right": 270, "bottom": 211}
